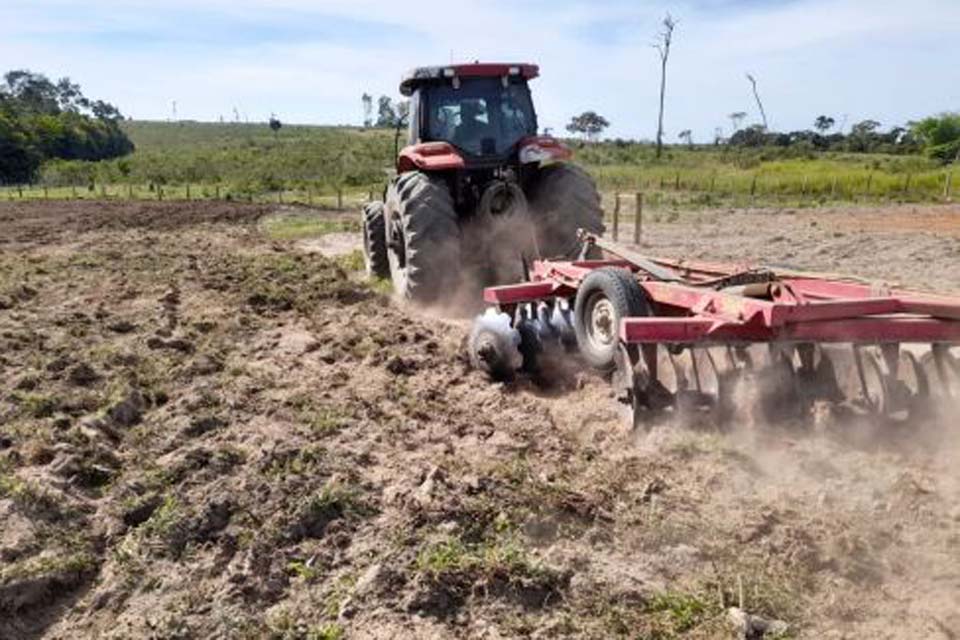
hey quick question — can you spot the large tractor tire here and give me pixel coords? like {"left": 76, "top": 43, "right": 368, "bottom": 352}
{"left": 528, "top": 164, "right": 605, "bottom": 259}
{"left": 361, "top": 201, "right": 390, "bottom": 279}
{"left": 384, "top": 172, "right": 461, "bottom": 304}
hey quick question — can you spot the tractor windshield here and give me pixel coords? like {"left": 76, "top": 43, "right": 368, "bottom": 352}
{"left": 424, "top": 77, "right": 537, "bottom": 157}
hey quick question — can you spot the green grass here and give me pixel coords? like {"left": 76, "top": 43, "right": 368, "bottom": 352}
{"left": 3, "top": 120, "right": 953, "bottom": 210}
{"left": 261, "top": 214, "right": 360, "bottom": 240}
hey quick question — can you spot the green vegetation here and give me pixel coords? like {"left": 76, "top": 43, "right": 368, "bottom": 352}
{"left": 0, "top": 70, "right": 133, "bottom": 183}
{"left": 3, "top": 112, "right": 956, "bottom": 209}
{"left": 261, "top": 214, "right": 360, "bottom": 240}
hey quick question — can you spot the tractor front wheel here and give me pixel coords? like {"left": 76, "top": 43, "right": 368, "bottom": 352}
{"left": 384, "top": 172, "right": 461, "bottom": 305}
{"left": 361, "top": 201, "right": 390, "bottom": 279}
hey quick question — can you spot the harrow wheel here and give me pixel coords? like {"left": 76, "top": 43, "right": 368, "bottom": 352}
{"left": 573, "top": 268, "right": 650, "bottom": 371}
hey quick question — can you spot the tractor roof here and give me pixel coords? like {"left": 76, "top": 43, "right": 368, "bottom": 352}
{"left": 399, "top": 63, "right": 539, "bottom": 96}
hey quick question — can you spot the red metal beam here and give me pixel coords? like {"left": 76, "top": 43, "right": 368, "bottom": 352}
{"left": 621, "top": 316, "right": 960, "bottom": 345}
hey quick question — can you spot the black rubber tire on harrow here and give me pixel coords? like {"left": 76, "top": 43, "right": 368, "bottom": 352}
{"left": 361, "top": 201, "right": 390, "bottom": 279}
{"left": 385, "top": 171, "right": 461, "bottom": 304}
{"left": 573, "top": 267, "right": 651, "bottom": 371}
{"left": 528, "top": 163, "right": 605, "bottom": 259}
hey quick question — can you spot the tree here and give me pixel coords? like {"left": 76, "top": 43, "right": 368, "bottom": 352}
{"left": 746, "top": 73, "right": 768, "bottom": 130}
{"left": 728, "top": 111, "right": 747, "bottom": 132}
{"left": 376, "top": 96, "right": 398, "bottom": 128}
{"left": 0, "top": 69, "right": 133, "bottom": 182}
{"left": 678, "top": 129, "right": 693, "bottom": 148}
{"left": 566, "top": 111, "right": 610, "bottom": 141}
{"left": 814, "top": 115, "right": 835, "bottom": 134}
{"left": 653, "top": 14, "right": 677, "bottom": 159}
{"left": 361, "top": 93, "right": 373, "bottom": 128}
{"left": 911, "top": 113, "right": 960, "bottom": 161}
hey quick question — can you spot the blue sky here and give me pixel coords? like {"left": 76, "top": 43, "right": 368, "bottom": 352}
{"left": 2, "top": 0, "right": 958, "bottom": 141}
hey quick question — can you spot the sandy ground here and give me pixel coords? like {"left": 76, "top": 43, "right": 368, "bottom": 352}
{"left": 0, "top": 200, "right": 958, "bottom": 640}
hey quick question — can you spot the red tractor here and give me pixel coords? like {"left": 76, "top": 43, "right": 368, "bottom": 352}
{"left": 362, "top": 63, "right": 604, "bottom": 304}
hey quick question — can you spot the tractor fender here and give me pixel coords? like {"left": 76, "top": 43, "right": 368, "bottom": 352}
{"left": 518, "top": 136, "right": 573, "bottom": 165}
{"left": 397, "top": 142, "right": 466, "bottom": 173}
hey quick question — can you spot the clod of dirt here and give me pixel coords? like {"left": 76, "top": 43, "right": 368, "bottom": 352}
{"left": 146, "top": 336, "right": 194, "bottom": 353}
{"left": 727, "top": 607, "right": 789, "bottom": 639}
{"left": 107, "top": 320, "right": 136, "bottom": 334}
{"left": 385, "top": 355, "right": 418, "bottom": 376}
{"left": 122, "top": 494, "right": 164, "bottom": 528}
{"left": 183, "top": 415, "right": 227, "bottom": 438}
{"left": 67, "top": 363, "right": 100, "bottom": 387}
{"left": 106, "top": 389, "right": 146, "bottom": 427}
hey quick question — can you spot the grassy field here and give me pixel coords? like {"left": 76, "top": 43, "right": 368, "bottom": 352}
{"left": 3, "top": 120, "right": 955, "bottom": 210}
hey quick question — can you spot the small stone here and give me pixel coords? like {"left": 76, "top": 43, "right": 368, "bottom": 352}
{"left": 354, "top": 563, "right": 384, "bottom": 597}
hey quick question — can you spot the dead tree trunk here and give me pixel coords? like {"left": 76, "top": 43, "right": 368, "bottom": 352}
{"left": 746, "top": 73, "right": 768, "bottom": 130}
{"left": 654, "top": 15, "right": 677, "bottom": 159}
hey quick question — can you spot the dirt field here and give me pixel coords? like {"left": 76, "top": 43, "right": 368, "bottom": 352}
{"left": 1, "top": 200, "right": 959, "bottom": 640}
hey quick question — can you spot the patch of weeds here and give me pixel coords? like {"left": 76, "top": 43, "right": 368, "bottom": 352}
{"left": 265, "top": 445, "right": 325, "bottom": 479}
{"left": 288, "top": 481, "right": 373, "bottom": 542}
{"left": 333, "top": 250, "right": 364, "bottom": 273}
{"left": 0, "top": 473, "right": 64, "bottom": 519}
{"left": 323, "top": 572, "right": 357, "bottom": 618}
{"left": 17, "top": 392, "right": 60, "bottom": 418}
{"left": 264, "top": 607, "right": 344, "bottom": 640}
{"left": 261, "top": 214, "right": 359, "bottom": 241}
{"left": 1, "top": 549, "right": 97, "bottom": 583}
{"left": 286, "top": 559, "right": 322, "bottom": 582}
{"left": 415, "top": 532, "right": 567, "bottom": 607}
{"left": 647, "top": 590, "right": 716, "bottom": 634}
{"left": 138, "top": 494, "right": 188, "bottom": 556}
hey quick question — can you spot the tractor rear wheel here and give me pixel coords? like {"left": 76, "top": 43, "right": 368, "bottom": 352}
{"left": 361, "top": 201, "right": 390, "bottom": 279}
{"left": 528, "top": 164, "right": 605, "bottom": 259}
{"left": 385, "top": 172, "right": 461, "bottom": 304}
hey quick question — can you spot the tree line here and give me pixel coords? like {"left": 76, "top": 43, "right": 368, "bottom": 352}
{"left": 0, "top": 70, "right": 134, "bottom": 183}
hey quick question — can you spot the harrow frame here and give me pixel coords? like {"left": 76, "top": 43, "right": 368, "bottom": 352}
{"left": 478, "top": 234, "right": 960, "bottom": 424}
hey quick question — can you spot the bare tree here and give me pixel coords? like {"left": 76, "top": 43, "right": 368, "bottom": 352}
{"left": 728, "top": 111, "right": 747, "bottom": 132}
{"left": 678, "top": 129, "right": 693, "bottom": 148}
{"left": 745, "top": 74, "right": 768, "bottom": 130}
{"left": 653, "top": 14, "right": 678, "bottom": 159}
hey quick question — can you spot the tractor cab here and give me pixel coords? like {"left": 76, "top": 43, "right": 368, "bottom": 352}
{"left": 400, "top": 64, "right": 540, "bottom": 163}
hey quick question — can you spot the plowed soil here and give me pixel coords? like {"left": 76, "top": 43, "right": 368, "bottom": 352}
{"left": 1, "top": 200, "right": 959, "bottom": 640}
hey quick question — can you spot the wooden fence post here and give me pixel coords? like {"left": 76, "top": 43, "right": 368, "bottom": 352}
{"left": 186, "top": 183, "right": 191, "bottom": 201}
{"left": 43, "top": 186, "right": 49, "bottom": 199}
{"left": 337, "top": 188, "right": 343, "bottom": 210}
{"left": 634, "top": 193, "right": 643, "bottom": 245}
{"left": 830, "top": 177, "right": 838, "bottom": 200}
{"left": 72, "top": 184, "right": 77, "bottom": 199}
{"left": 750, "top": 175, "right": 757, "bottom": 197}
{"left": 675, "top": 172, "right": 680, "bottom": 190}
{"left": 158, "top": 186, "right": 163, "bottom": 201}
{"left": 18, "top": 185, "right": 23, "bottom": 199}
{"left": 904, "top": 173, "right": 912, "bottom": 195}
{"left": 612, "top": 193, "right": 620, "bottom": 242}
{"left": 944, "top": 171, "right": 952, "bottom": 201}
